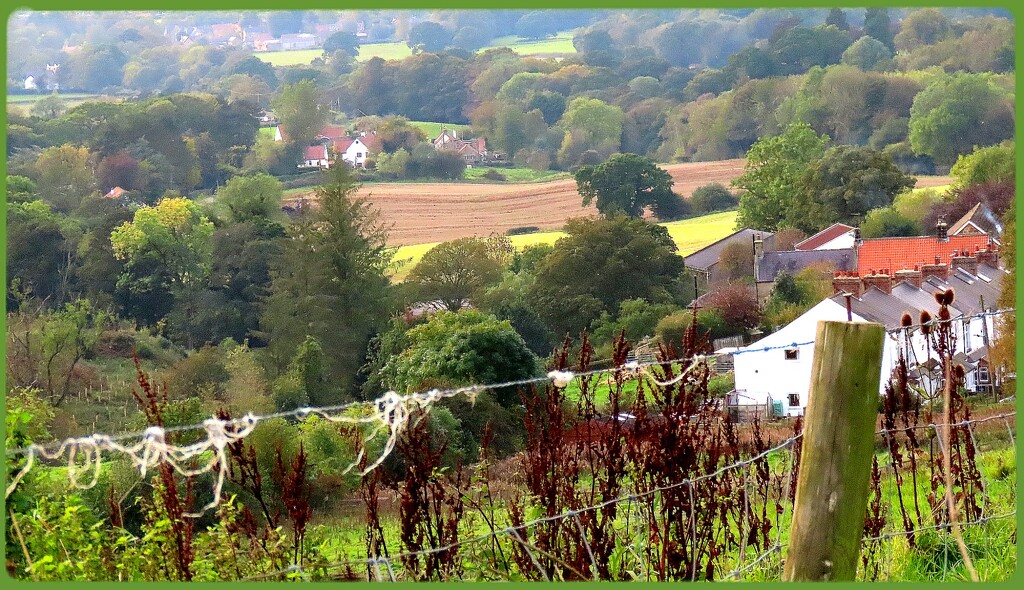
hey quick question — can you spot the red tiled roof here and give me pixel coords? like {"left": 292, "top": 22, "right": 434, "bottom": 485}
{"left": 331, "top": 138, "right": 355, "bottom": 152}
{"left": 794, "top": 223, "right": 855, "bottom": 251}
{"left": 104, "top": 186, "right": 127, "bottom": 199}
{"left": 317, "top": 125, "right": 348, "bottom": 140}
{"left": 303, "top": 145, "right": 327, "bottom": 160}
{"left": 359, "top": 133, "right": 382, "bottom": 152}
{"left": 857, "top": 235, "right": 992, "bottom": 275}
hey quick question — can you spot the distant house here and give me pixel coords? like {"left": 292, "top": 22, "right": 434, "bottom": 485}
{"left": 331, "top": 133, "right": 381, "bottom": 168}
{"left": 949, "top": 202, "right": 1003, "bottom": 244}
{"left": 684, "top": 228, "right": 776, "bottom": 292}
{"left": 23, "top": 75, "right": 37, "bottom": 90}
{"left": 794, "top": 223, "right": 857, "bottom": 251}
{"left": 315, "top": 125, "right": 349, "bottom": 142}
{"left": 433, "top": 130, "right": 489, "bottom": 164}
{"left": 249, "top": 32, "right": 275, "bottom": 51}
{"left": 104, "top": 186, "right": 128, "bottom": 199}
{"left": 208, "top": 22, "right": 243, "bottom": 45}
{"left": 299, "top": 145, "right": 330, "bottom": 169}
{"left": 279, "top": 33, "right": 319, "bottom": 50}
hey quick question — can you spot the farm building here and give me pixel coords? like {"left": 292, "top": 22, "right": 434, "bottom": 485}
{"left": 733, "top": 249, "right": 1005, "bottom": 418}
{"left": 433, "top": 130, "right": 489, "bottom": 164}
{"left": 684, "top": 228, "right": 776, "bottom": 293}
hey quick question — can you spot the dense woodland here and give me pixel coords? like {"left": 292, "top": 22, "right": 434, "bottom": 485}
{"left": 4, "top": 8, "right": 1018, "bottom": 582}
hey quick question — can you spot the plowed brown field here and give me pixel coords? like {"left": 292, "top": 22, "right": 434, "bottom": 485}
{"left": 283, "top": 159, "right": 952, "bottom": 246}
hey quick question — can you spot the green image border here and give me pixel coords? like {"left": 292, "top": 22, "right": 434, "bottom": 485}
{"left": 1, "top": 1, "right": 1020, "bottom": 587}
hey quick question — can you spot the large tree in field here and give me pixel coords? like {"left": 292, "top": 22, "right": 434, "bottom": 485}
{"left": 794, "top": 145, "right": 915, "bottom": 232}
{"left": 733, "top": 122, "right": 830, "bottom": 232}
{"left": 575, "top": 153, "right": 685, "bottom": 220}
{"left": 271, "top": 79, "right": 329, "bottom": 146}
{"left": 215, "top": 173, "right": 284, "bottom": 223}
{"left": 406, "top": 238, "right": 504, "bottom": 312}
{"left": 908, "top": 74, "right": 1014, "bottom": 166}
{"left": 260, "top": 167, "right": 394, "bottom": 400}
{"left": 529, "top": 216, "right": 690, "bottom": 338}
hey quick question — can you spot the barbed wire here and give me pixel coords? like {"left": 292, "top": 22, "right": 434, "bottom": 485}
{"left": 6, "top": 308, "right": 1014, "bottom": 519}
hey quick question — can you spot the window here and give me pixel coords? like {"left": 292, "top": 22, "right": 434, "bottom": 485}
{"left": 784, "top": 348, "right": 799, "bottom": 360}
{"left": 978, "top": 365, "right": 990, "bottom": 384}
{"left": 788, "top": 394, "right": 800, "bottom": 407}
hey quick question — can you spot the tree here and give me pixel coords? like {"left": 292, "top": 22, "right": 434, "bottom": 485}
{"left": 734, "top": 123, "right": 830, "bottom": 231}
{"left": 690, "top": 183, "right": 739, "bottom": 214}
{"left": 32, "top": 93, "right": 66, "bottom": 119}
{"left": 407, "top": 21, "right": 451, "bottom": 53}
{"left": 860, "top": 207, "right": 920, "bottom": 238}
{"left": 33, "top": 144, "right": 96, "bottom": 213}
{"left": 908, "top": 74, "right": 1014, "bottom": 165}
{"left": 271, "top": 80, "right": 329, "bottom": 147}
{"left": 894, "top": 8, "right": 952, "bottom": 52}
{"left": 260, "top": 167, "right": 394, "bottom": 398}
{"left": 950, "top": 141, "right": 1015, "bottom": 187}
{"left": 825, "top": 8, "right": 850, "bottom": 31}
{"left": 216, "top": 173, "right": 284, "bottom": 223}
{"left": 323, "top": 31, "right": 360, "bottom": 55}
{"left": 769, "top": 25, "right": 852, "bottom": 75}
{"left": 575, "top": 153, "right": 683, "bottom": 220}
{"left": 382, "top": 310, "right": 538, "bottom": 407}
{"left": 529, "top": 216, "right": 690, "bottom": 338}
{"left": 841, "top": 36, "right": 893, "bottom": 71}
{"left": 110, "top": 196, "right": 215, "bottom": 292}
{"left": 795, "top": 145, "right": 915, "bottom": 232}
{"left": 269, "top": 11, "right": 304, "bottom": 37}
{"left": 863, "top": 8, "right": 895, "bottom": 51}
{"left": 406, "top": 238, "right": 504, "bottom": 312}
{"left": 97, "top": 151, "right": 145, "bottom": 193}
{"left": 6, "top": 200, "right": 75, "bottom": 306}
{"left": 556, "top": 97, "right": 624, "bottom": 168}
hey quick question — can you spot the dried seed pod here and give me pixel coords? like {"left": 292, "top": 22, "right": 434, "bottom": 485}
{"left": 920, "top": 310, "right": 932, "bottom": 334}
{"left": 934, "top": 291, "right": 945, "bottom": 304}
{"left": 939, "top": 307, "right": 951, "bottom": 321}
{"left": 954, "top": 364, "right": 966, "bottom": 381}
{"left": 943, "top": 288, "right": 955, "bottom": 306}
{"left": 901, "top": 313, "right": 913, "bottom": 327}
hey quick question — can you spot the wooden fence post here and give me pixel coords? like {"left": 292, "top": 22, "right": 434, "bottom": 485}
{"left": 783, "top": 320, "right": 885, "bottom": 582}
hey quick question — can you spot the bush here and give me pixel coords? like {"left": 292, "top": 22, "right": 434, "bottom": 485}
{"left": 690, "top": 183, "right": 739, "bottom": 214}
{"left": 506, "top": 226, "right": 540, "bottom": 236}
{"left": 481, "top": 169, "right": 507, "bottom": 181}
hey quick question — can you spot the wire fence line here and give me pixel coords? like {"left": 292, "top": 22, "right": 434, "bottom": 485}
{"left": 240, "top": 411, "right": 1015, "bottom": 582}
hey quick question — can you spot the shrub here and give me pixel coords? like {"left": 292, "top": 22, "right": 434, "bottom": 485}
{"left": 506, "top": 226, "right": 540, "bottom": 236}
{"left": 480, "top": 169, "right": 507, "bottom": 181}
{"left": 690, "top": 183, "right": 739, "bottom": 214}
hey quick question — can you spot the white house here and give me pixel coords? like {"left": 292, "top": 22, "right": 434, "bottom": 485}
{"left": 734, "top": 256, "right": 1004, "bottom": 418}
{"left": 299, "top": 144, "right": 330, "bottom": 169}
{"left": 794, "top": 223, "right": 857, "bottom": 251}
{"left": 24, "top": 75, "right": 37, "bottom": 90}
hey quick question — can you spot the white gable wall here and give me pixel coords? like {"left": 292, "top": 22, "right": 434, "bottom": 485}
{"left": 814, "top": 231, "right": 856, "bottom": 250}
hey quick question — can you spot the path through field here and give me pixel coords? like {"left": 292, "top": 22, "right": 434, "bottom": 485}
{"left": 283, "top": 159, "right": 952, "bottom": 246}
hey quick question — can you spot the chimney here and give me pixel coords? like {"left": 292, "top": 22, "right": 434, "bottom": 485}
{"left": 936, "top": 218, "right": 948, "bottom": 242}
{"left": 921, "top": 256, "right": 949, "bottom": 282}
{"left": 861, "top": 269, "right": 892, "bottom": 294}
{"left": 976, "top": 244, "right": 999, "bottom": 268}
{"left": 951, "top": 249, "right": 979, "bottom": 275}
{"left": 853, "top": 227, "right": 862, "bottom": 246}
{"left": 894, "top": 268, "right": 923, "bottom": 289}
{"left": 832, "top": 271, "right": 862, "bottom": 297}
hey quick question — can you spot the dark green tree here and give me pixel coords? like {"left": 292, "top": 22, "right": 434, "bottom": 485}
{"left": 575, "top": 153, "right": 684, "bottom": 220}
{"left": 406, "top": 238, "right": 504, "bottom": 312}
{"left": 529, "top": 216, "right": 690, "bottom": 338}
{"left": 795, "top": 145, "right": 915, "bottom": 232}
{"left": 825, "top": 8, "right": 850, "bottom": 31}
{"left": 323, "top": 31, "right": 360, "bottom": 55}
{"left": 863, "top": 8, "right": 895, "bottom": 51}
{"left": 271, "top": 80, "right": 329, "bottom": 147}
{"left": 407, "top": 21, "right": 451, "bottom": 53}
{"left": 260, "top": 167, "right": 394, "bottom": 398}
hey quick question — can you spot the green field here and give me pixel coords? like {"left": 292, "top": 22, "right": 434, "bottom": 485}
{"left": 462, "top": 166, "right": 569, "bottom": 183}
{"left": 256, "top": 32, "right": 575, "bottom": 68}
{"left": 483, "top": 32, "right": 577, "bottom": 55}
{"left": 390, "top": 211, "right": 739, "bottom": 282}
{"left": 258, "top": 126, "right": 277, "bottom": 139}
{"left": 406, "top": 120, "right": 470, "bottom": 138}
{"left": 6, "top": 93, "right": 119, "bottom": 114}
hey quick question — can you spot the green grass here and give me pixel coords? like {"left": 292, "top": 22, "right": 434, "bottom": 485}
{"left": 255, "top": 48, "right": 324, "bottom": 66}
{"left": 357, "top": 42, "right": 414, "bottom": 61}
{"left": 482, "top": 32, "right": 577, "bottom": 56}
{"left": 258, "top": 127, "right": 277, "bottom": 139}
{"left": 390, "top": 211, "right": 739, "bottom": 282}
{"left": 406, "top": 120, "right": 470, "bottom": 138}
{"left": 462, "top": 166, "right": 569, "bottom": 183}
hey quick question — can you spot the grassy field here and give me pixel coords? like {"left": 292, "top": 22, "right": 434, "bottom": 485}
{"left": 406, "top": 120, "right": 470, "bottom": 138}
{"left": 389, "top": 211, "right": 739, "bottom": 282}
{"left": 258, "top": 126, "right": 277, "bottom": 139}
{"left": 256, "top": 32, "right": 575, "bottom": 67}
{"left": 482, "top": 32, "right": 577, "bottom": 55}
{"left": 6, "top": 93, "right": 120, "bottom": 114}
{"left": 462, "top": 166, "right": 569, "bottom": 183}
